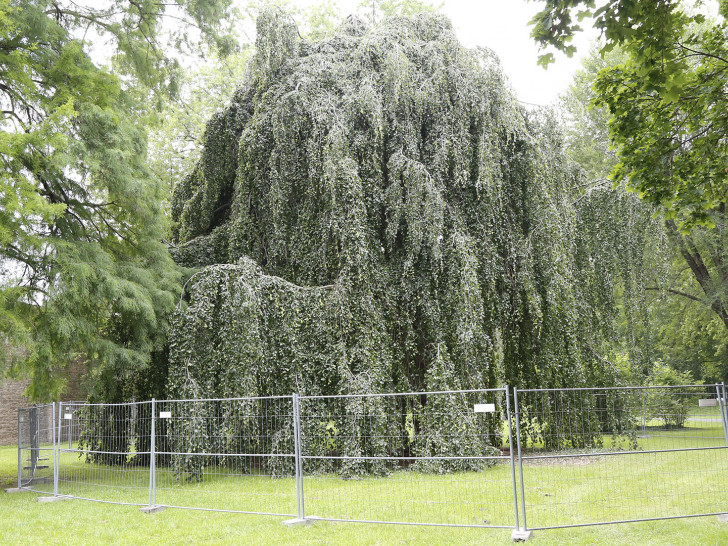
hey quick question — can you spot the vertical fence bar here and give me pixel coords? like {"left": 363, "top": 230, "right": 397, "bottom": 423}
{"left": 513, "top": 387, "right": 528, "bottom": 531}
{"left": 55, "top": 402, "right": 61, "bottom": 496}
{"left": 723, "top": 383, "right": 728, "bottom": 431}
{"left": 52, "top": 402, "right": 58, "bottom": 496}
{"left": 504, "top": 386, "right": 520, "bottom": 531}
{"left": 716, "top": 385, "right": 728, "bottom": 447}
{"left": 17, "top": 409, "right": 21, "bottom": 488}
{"left": 720, "top": 384, "right": 728, "bottom": 448}
{"left": 292, "top": 393, "right": 305, "bottom": 520}
{"left": 149, "top": 399, "right": 156, "bottom": 507}
{"left": 68, "top": 403, "right": 72, "bottom": 450}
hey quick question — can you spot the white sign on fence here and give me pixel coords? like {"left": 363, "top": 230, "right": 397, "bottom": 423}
{"left": 698, "top": 399, "right": 718, "bottom": 407}
{"left": 64, "top": 413, "right": 73, "bottom": 420}
{"left": 159, "top": 411, "right": 172, "bottom": 419}
{"left": 474, "top": 403, "right": 496, "bottom": 413}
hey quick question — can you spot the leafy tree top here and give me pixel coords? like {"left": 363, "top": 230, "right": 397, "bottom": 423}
{"left": 168, "top": 11, "right": 632, "bottom": 403}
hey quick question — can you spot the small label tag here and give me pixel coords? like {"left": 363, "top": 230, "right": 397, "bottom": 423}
{"left": 699, "top": 399, "right": 717, "bottom": 407}
{"left": 64, "top": 414, "right": 73, "bottom": 420}
{"left": 474, "top": 403, "right": 496, "bottom": 413}
{"left": 159, "top": 411, "right": 172, "bottom": 419}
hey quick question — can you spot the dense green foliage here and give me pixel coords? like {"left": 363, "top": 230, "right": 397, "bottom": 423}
{"left": 647, "top": 362, "right": 695, "bottom": 427}
{"left": 530, "top": 0, "right": 728, "bottom": 228}
{"left": 0, "top": 1, "right": 234, "bottom": 400}
{"left": 169, "top": 13, "right": 639, "bottom": 410}
{"left": 560, "top": 42, "right": 728, "bottom": 383}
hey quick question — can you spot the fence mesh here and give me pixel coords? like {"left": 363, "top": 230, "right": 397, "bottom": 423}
{"left": 154, "top": 397, "right": 297, "bottom": 515}
{"left": 16, "top": 383, "right": 728, "bottom": 534}
{"left": 298, "top": 389, "right": 518, "bottom": 528}
{"left": 514, "top": 385, "right": 728, "bottom": 529}
{"left": 57, "top": 401, "right": 152, "bottom": 505}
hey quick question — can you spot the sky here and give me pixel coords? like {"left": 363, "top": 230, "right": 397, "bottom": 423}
{"left": 444, "top": 0, "right": 598, "bottom": 106}
{"left": 285, "top": 0, "right": 601, "bottom": 107}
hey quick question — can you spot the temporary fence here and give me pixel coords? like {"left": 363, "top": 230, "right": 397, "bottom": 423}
{"left": 297, "top": 388, "right": 517, "bottom": 528}
{"left": 512, "top": 384, "right": 728, "bottom": 530}
{"left": 14, "top": 383, "right": 728, "bottom": 540}
{"left": 18, "top": 403, "right": 55, "bottom": 494}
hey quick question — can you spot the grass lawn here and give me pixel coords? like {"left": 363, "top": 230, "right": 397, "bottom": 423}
{"left": 3, "top": 410, "right": 728, "bottom": 544}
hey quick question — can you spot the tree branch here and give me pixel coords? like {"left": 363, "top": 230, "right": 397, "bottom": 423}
{"left": 645, "top": 286, "right": 702, "bottom": 303}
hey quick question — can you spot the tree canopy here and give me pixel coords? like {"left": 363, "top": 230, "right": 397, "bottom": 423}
{"left": 0, "top": 1, "right": 234, "bottom": 399}
{"left": 530, "top": 0, "right": 728, "bottom": 228}
{"left": 167, "top": 11, "right": 639, "bottom": 403}
{"left": 537, "top": 1, "right": 728, "bottom": 380}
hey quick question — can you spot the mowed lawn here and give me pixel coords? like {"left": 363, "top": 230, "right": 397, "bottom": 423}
{"left": 3, "top": 413, "right": 728, "bottom": 544}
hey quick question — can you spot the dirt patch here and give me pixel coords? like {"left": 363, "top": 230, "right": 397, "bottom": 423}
{"left": 521, "top": 453, "right": 607, "bottom": 466}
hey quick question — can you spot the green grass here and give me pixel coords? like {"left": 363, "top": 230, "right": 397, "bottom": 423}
{"left": 687, "top": 404, "right": 724, "bottom": 418}
{"left": 4, "top": 425, "right": 728, "bottom": 545}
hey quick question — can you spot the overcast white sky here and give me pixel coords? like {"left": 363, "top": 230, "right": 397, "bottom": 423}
{"left": 282, "top": 0, "right": 600, "bottom": 106}
{"left": 444, "top": 0, "right": 598, "bottom": 106}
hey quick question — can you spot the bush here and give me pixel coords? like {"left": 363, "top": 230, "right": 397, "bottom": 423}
{"left": 647, "top": 362, "right": 695, "bottom": 428}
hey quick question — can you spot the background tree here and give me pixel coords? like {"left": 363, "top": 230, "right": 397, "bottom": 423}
{"left": 531, "top": 0, "right": 728, "bottom": 227}
{"left": 357, "top": 0, "right": 441, "bottom": 23}
{"left": 148, "top": 47, "right": 252, "bottom": 223}
{"left": 0, "top": 1, "right": 235, "bottom": 400}
{"left": 559, "top": 38, "right": 728, "bottom": 383}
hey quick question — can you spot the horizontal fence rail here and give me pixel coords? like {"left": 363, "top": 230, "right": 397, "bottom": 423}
{"left": 15, "top": 383, "right": 728, "bottom": 538}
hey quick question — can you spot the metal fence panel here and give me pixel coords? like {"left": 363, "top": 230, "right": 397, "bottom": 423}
{"left": 298, "top": 388, "right": 518, "bottom": 528}
{"left": 514, "top": 384, "right": 728, "bottom": 530}
{"left": 19, "top": 383, "right": 728, "bottom": 535}
{"left": 18, "top": 404, "right": 55, "bottom": 493}
{"left": 153, "top": 396, "right": 297, "bottom": 516}
{"left": 57, "top": 401, "right": 152, "bottom": 505}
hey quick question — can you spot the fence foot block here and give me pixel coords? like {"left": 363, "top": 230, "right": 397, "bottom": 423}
{"left": 718, "top": 513, "right": 728, "bottom": 523}
{"left": 37, "top": 495, "right": 72, "bottom": 503}
{"left": 282, "top": 517, "right": 318, "bottom": 527}
{"left": 4, "top": 487, "right": 28, "bottom": 493}
{"left": 511, "top": 529, "right": 533, "bottom": 542}
{"left": 140, "top": 505, "right": 166, "bottom": 514}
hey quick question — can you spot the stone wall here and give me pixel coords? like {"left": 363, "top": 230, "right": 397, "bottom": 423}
{"left": 0, "top": 360, "right": 87, "bottom": 446}
{"left": 0, "top": 378, "right": 31, "bottom": 445}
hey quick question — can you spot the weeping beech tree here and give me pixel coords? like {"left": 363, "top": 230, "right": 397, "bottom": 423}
{"left": 165, "top": 12, "right": 642, "bottom": 471}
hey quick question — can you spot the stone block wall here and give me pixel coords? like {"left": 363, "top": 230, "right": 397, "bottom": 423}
{"left": 0, "top": 360, "right": 87, "bottom": 446}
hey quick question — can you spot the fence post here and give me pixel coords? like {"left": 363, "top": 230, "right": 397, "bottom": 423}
{"left": 68, "top": 403, "right": 72, "bottom": 450}
{"left": 54, "top": 402, "right": 61, "bottom": 496}
{"left": 723, "top": 383, "right": 728, "bottom": 429}
{"left": 151, "top": 399, "right": 156, "bottom": 507}
{"left": 511, "top": 387, "right": 533, "bottom": 541}
{"left": 51, "top": 402, "right": 57, "bottom": 496}
{"left": 139, "top": 399, "right": 164, "bottom": 514}
{"left": 720, "top": 384, "right": 728, "bottom": 448}
{"left": 17, "top": 409, "right": 22, "bottom": 488}
{"left": 293, "top": 393, "right": 305, "bottom": 520}
{"left": 504, "top": 386, "right": 520, "bottom": 531}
